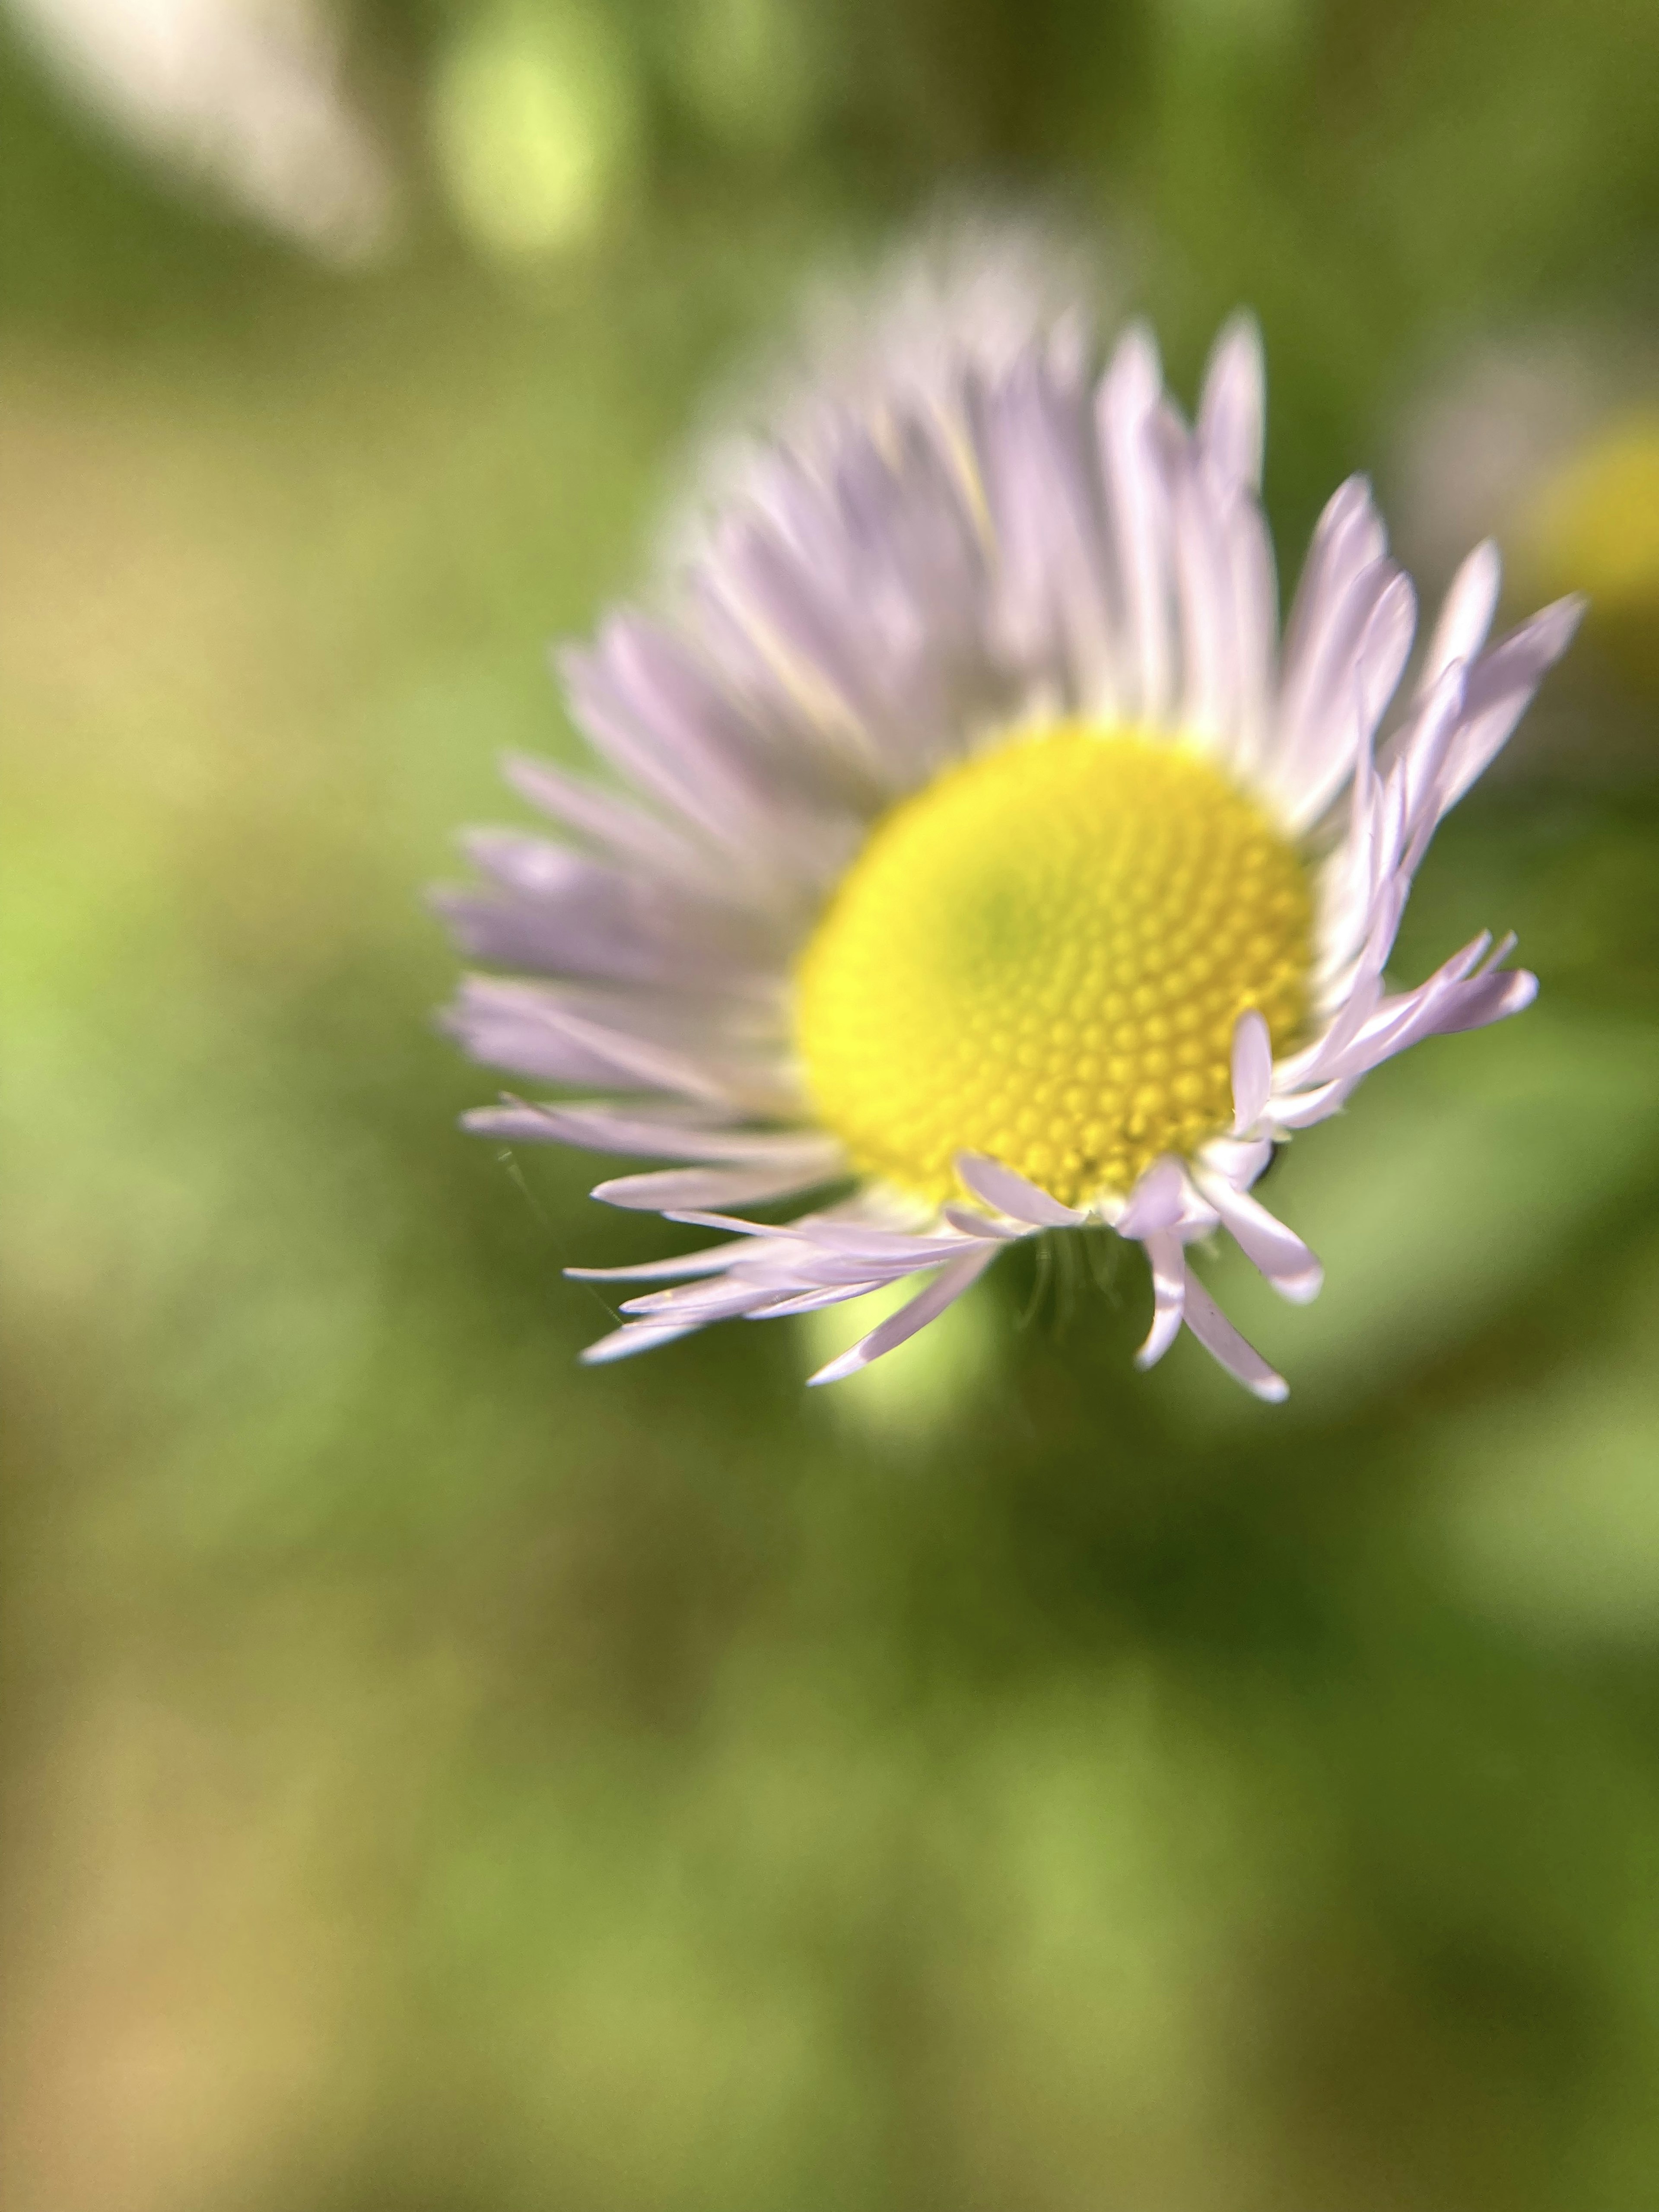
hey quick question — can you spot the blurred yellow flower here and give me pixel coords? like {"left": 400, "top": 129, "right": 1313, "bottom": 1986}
{"left": 1520, "top": 416, "right": 1659, "bottom": 672}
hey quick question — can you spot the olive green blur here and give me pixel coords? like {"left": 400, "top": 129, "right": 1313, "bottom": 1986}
{"left": 3, "top": 1, "right": 1659, "bottom": 2206}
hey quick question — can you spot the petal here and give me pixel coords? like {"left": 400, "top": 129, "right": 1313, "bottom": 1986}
{"left": 1437, "top": 594, "right": 1586, "bottom": 813}
{"left": 592, "top": 1155, "right": 842, "bottom": 1212}
{"left": 1427, "top": 964, "right": 1538, "bottom": 1036}
{"left": 955, "top": 1151, "right": 1085, "bottom": 1227}
{"left": 1159, "top": 411, "right": 1240, "bottom": 748}
{"left": 565, "top": 1244, "right": 747, "bottom": 1284}
{"left": 1230, "top": 1009, "right": 1274, "bottom": 1133}
{"left": 1115, "top": 1155, "right": 1186, "bottom": 1238}
{"left": 579, "top": 1319, "right": 705, "bottom": 1365}
{"left": 1197, "top": 311, "right": 1265, "bottom": 492}
{"left": 1180, "top": 1274, "right": 1289, "bottom": 1403}
{"left": 968, "top": 344, "right": 1118, "bottom": 715}
{"left": 445, "top": 976, "right": 793, "bottom": 1110}
{"left": 502, "top": 751, "right": 722, "bottom": 890}
{"left": 942, "top": 1202, "right": 1030, "bottom": 1240}
{"left": 1192, "top": 1168, "right": 1323, "bottom": 1303}
{"left": 469, "top": 1100, "right": 833, "bottom": 1169}
{"left": 1417, "top": 540, "right": 1501, "bottom": 697}
{"left": 1282, "top": 566, "right": 1417, "bottom": 833}
{"left": 1096, "top": 324, "right": 1174, "bottom": 725}
{"left": 807, "top": 1246, "right": 999, "bottom": 1385}
{"left": 621, "top": 1277, "right": 785, "bottom": 1322}
{"left": 1134, "top": 1228, "right": 1187, "bottom": 1370}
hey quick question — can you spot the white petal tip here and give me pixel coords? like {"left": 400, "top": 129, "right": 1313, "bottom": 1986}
{"left": 579, "top": 1328, "right": 670, "bottom": 1367}
{"left": 806, "top": 1353, "right": 860, "bottom": 1388}
{"left": 590, "top": 1179, "right": 655, "bottom": 1210}
{"left": 1252, "top": 1376, "right": 1290, "bottom": 1405}
{"left": 1551, "top": 591, "right": 1590, "bottom": 639}
{"left": 1275, "top": 1268, "right": 1324, "bottom": 1306}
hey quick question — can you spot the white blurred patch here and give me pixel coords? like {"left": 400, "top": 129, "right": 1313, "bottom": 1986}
{"left": 1389, "top": 333, "right": 1609, "bottom": 585}
{"left": 4, "top": 0, "right": 397, "bottom": 261}
{"left": 429, "top": 2, "right": 642, "bottom": 261}
{"left": 659, "top": 210, "right": 1120, "bottom": 579}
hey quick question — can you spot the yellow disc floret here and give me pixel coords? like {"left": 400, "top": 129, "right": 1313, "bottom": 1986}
{"left": 793, "top": 724, "right": 1312, "bottom": 1209}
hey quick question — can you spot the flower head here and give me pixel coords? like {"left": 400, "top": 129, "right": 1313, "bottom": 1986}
{"left": 439, "top": 260, "right": 1582, "bottom": 1401}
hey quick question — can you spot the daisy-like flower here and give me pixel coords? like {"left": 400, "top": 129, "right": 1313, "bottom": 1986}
{"left": 439, "top": 258, "right": 1582, "bottom": 1401}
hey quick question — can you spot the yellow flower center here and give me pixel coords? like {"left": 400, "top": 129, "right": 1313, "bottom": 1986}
{"left": 793, "top": 725, "right": 1312, "bottom": 1209}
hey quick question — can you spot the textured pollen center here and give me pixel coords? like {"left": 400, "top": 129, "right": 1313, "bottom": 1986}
{"left": 793, "top": 725, "right": 1313, "bottom": 1209}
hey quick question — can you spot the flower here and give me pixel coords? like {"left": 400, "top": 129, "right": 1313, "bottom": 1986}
{"left": 439, "top": 264, "right": 1582, "bottom": 1402}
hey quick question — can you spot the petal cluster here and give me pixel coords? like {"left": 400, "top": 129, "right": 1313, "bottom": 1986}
{"left": 440, "top": 273, "right": 1581, "bottom": 1400}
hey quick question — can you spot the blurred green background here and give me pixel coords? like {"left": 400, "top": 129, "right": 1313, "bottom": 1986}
{"left": 3, "top": 1, "right": 1659, "bottom": 2206}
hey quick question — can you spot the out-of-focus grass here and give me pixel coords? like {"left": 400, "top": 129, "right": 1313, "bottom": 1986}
{"left": 3, "top": 2, "right": 1659, "bottom": 2209}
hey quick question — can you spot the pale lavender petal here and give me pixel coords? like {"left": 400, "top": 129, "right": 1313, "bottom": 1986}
{"left": 502, "top": 752, "right": 721, "bottom": 889}
{"left": 564, "top": 616, "right": 849, "bottom": 879}
{"left": 942, "top": 1203, "right": 1029, "bottom": 1240}
{"left": 465, "top": 1099, "right": 734, "bottom": 1147}
{"left": 445, "top": 979, "right": 679, "bottom": 1090}
{"left": 1436, "top": 595, "right": 1586, "bottom": 813}
{"left": 593, "top": 1155, "right": 842, "bottom": 1212}
{"left": 467, "top": 1099, "right": 834, "bottom": 1169}
{"left": 1135, "top": 1228, "right": 1187, "bottom": 1371}
{"left": 1276, "top": 480, "right": 1379, "bottom": 706}
{"left": 445, "top": 976, "right": 796, "bottom": 1110}
{"left": 436, "top": 834, "right": 775, "bottom": 990}
{"left": 955, "top": 1151, "right": 1085, "bottom": 1227}
{"left": 1192, "top": 1169, "right": 1323, "bottom": 1303}
{"left": 1230, "top": 1009, "right": 1274, "bottom": 1133}
{"left": 1326, "top": 930, "right": 1497, "bottom": 1075}
{"left": 1180, "top": 1274, "right": 1289, "bottom": 1403}
{"left": 807, "top": 1245, "right": 999, "bottom": 1386}
{"left": 620, "top": 1276, "right": 788, "bottom": 1322}
{"left": 565, "top": 1244, "right": 747, "bottom": 1284}
{"left": 1283, "top": 566, "right": 1417, "bottom": 832}
{"left": 1417, "top": 540, "right": 1501, "bottom": 697}
{"left": 580, "top": 1319, "right": 706, "bottom": 1365}
{"left": 1372, "top": 662, "right": 1466, "bottom": 879}
{"left": 1198, "top": 1134, "right": 1274, "bottom": 1185}
{"left": 743, "top": 1280, "right": 888, "bottom": 1319}
{"left": 1262, "top": 1077, "right": 1354, "bottom": 1132}
{"left": 665, "top": 1212, "right": 971, "bottom": 1279}
{"left": 697, "top": 410, "right": 1007, "bottom": 789}
{"left": 967, "top": 343, "right": 1118, "bottom": 713}
{"left": 1115, "top": 1155, "right": 1186, "bottom": 1238}
{"left": 1422, "top": 965, "right": 1538, "bottom": 1036}
{"left": 1096, "top": 324, "right": 1174, "bottom": 724}
{"left": 1158, "top": 409, "right": 1239, "bottom": 747}
{"left": 1197, "top": 312, "right": 1265, "bottom": 491}
{"left": 1220, "top": 481, "right": 1280, "bottom": 776}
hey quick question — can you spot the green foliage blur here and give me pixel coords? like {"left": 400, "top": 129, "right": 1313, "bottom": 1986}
{"left": 3, "top": 0, "right": 1658, "bottom": 2205}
